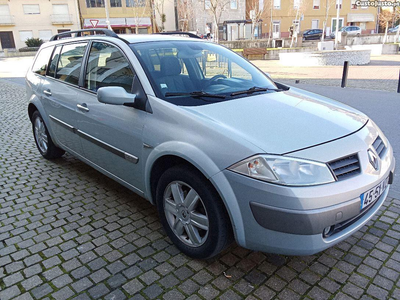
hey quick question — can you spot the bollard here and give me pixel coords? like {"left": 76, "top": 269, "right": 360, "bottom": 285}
{"left": 341, "top": 61, "right": 349, "bottom": 88}
{"left": 397, "top": 70, "right": 400, "bottom": 93}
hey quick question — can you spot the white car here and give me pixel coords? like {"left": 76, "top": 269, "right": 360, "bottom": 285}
{"left": 330, "top": 26, "right": 361, "bottom": 38}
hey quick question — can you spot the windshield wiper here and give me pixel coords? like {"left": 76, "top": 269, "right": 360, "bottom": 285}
{"left": 230, "top": 86, "right": 283, "bottom": 96}
{"left": 165, "top": 91, "right": 226, "bottom": 99}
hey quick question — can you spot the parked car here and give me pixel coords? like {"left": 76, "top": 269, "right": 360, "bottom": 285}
{"left": 389, "top": 25, "right": 399, "bottom": 33}
{"left": 330, "top": 26, "right": 361, "bottom": 38}
{"left": 303, "top": 29, "right": 323, "bottom": 40}
{"left": 26, "top": 29, "right": 395, "bottom": 259}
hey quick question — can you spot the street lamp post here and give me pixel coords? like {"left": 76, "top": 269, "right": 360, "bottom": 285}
{"left": 334, "top": 0, "right": 340, "bottom": 50}
{"left": 104, "top": 0, "right": 112, "bottom": 31}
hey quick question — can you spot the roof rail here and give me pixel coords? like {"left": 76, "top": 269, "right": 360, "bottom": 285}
{"left": 50, "top": 29, "right": 119, "bottom": 41}
{"left": 156, "top": 32, "right": 201, "bottom": 39}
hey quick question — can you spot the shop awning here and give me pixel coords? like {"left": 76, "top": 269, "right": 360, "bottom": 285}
{"left": 347, "top": 14, "right": 375, "bottom": 23}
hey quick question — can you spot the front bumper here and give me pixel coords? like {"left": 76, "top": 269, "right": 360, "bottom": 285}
{"left": 211, "top": 123, "right": 396, "bottom": 256}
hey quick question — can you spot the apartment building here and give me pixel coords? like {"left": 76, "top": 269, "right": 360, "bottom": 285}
{"left": 187, "top": 0, "right": 247, "bottom": 40}
{"left": 78, "top": 0, "right": 153, "bottom": 34}
{"left": 258, "top": 0, "right": 377, "bottom": 39}
{"left": 0, "top": 0, "right": 80, "bottom": 50}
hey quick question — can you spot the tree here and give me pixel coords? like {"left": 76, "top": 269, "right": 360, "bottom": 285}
{"left": 127, "top": 0, "right": 151, "bottom": 34}
{"left": 154, "top": 0, "right": 167, "bottom": 32}
{"left": 321, "top": 0, "right": 336, "bottom": 42}
{"left": 177, "top": 0, "right": 193, "bottom": 31}
{"left": 206, "top": 0, "right": 230, "bottom": 42}
{"left": 289, "top": 0, "right": 310, "bottom": 47}
{"left": 379, "top": 9, "right": 398, "bottom": 44}
{"left": 247, "top": 0, "right": 270, "bottom": 40}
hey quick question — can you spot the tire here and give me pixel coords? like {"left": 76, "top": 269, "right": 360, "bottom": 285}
{"left": 32, "top": 111, "right": 65, "bottom": 159}
{"left": 156, "top": 165, "right": 232, "bottom": 259}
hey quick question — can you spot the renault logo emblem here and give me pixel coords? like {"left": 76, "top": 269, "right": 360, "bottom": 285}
{"left": 367, "top": 149, "right": 379, "bottom": 170}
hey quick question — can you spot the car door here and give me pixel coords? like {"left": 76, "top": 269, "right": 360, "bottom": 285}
{"left": 76, "top": 41, "right": 148, "bottom": 191}
{"left": 41, "top": 42, "right": 88, "bottom": 156}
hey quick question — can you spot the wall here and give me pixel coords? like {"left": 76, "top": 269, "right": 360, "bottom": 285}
{"left": 345, "top": 44, "right": 399, "bottom": 55}
{"left": 279, "top": 49, "right": 371, "bottom": 66}
{"left": 0, "top": 0, "right": 80, "bottom": 50}
{"left": 345, "top": 33, "right": 400, "bottom": 45}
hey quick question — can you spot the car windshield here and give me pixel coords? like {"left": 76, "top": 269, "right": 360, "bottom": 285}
{"left": 130, "top": 41, "right": 278, "bottom": 106}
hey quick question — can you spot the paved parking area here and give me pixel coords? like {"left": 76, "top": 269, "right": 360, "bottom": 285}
{"left": 1, "top": 80, "right": 400, "bottom": 300}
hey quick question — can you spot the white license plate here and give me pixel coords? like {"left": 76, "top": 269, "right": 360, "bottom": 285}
{"left": 360, "top": 177, "right": 389, "bottom": 210}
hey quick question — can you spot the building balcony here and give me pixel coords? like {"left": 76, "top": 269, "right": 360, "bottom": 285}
{"left": 51, "top": 14, "right": 73, "bottom": 25}
{"left": 0, "top": 15, "right": 15, "bottom": 26}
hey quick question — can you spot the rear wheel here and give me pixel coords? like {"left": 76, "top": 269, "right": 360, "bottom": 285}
{"left": 156, "top": 165, "right": 232, "bottom": 259}
{"left": 32, "top": 111, "right": 65, "bottom": 159}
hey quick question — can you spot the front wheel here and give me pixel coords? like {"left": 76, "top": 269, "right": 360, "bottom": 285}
{"left": 32, "top": 111, "right": 65, "bottom": 159}
{"left": 156, "top": 166, "right": 232, "bottom": 259}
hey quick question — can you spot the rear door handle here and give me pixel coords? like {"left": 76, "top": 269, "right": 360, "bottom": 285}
{"left": 43, "top": 90, "right": 52, "bottom": 96}
{"left": 77, "top": 103, "right": 89, "bottom": 112}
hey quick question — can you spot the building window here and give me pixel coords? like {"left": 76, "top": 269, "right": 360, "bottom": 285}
{"left": 336, "top": 0, "right": 342, "bottom": 9}
{"left": 111, "top": 0, "right": 122, "bottom": 7}
{"left": 86, "top": 0, "right": 105, "bottom": 8}
{"left": 313, "top": 0, "right": 320, "bottom": 9}
{"left": 311, "top": 19, "right": 319, "bottom": 29}
{"left": 23, "top": 4, "right": 40, "bottom": 14}
{"left": 273, "top": 0, "right": 280, "bottom": 9}
{"left": 205, "top": 0, "right": 211, "bottom": 10}
{"left": 39, "top": 30, "right": 53, "bottom": 41}
{"left": 19, "top": 30, "right": 33, "bottom": 42}
{"left": 126, "top": 0, "right": 145, "bottom": 7}
{"left": 230, "top": 0, "right": 237, "bottom": 9}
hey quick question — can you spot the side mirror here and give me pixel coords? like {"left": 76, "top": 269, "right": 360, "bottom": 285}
{"left": 97, "top": 86, "right": 136, "bottom": 106}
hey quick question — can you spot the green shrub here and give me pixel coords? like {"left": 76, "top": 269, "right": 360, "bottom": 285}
{"left": 25, "top": 38, "right": 43, "bottom": 47}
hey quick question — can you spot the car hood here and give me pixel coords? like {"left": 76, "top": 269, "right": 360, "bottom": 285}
{"left": 182, "top": 88, "right": 368, "bottom": 154}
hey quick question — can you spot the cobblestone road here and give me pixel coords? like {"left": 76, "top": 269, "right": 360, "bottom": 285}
{"left": 1, "top": 80, "right": 400, "bottom": 300}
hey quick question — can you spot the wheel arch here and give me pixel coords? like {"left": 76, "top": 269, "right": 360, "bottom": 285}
{"left": 144, "top": 142, "right": 244, "bottom": 245}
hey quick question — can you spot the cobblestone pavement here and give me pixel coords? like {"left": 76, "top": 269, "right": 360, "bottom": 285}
{"left": 1, "top": 80, "right": 400, "bottom": 300}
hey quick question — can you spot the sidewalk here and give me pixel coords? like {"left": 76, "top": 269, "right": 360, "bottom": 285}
{"left": 253, "top": 55, "right": 400, "bottom": 92}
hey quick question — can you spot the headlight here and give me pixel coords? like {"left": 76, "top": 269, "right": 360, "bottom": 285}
{"left": 228, "top": 155, "right": 335, "bottom": 186}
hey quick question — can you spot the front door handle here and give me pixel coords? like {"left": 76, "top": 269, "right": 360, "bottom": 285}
{"left": 43, "top": 90, "right": 52, "bottom": 96}
{"left": 77, "top": 103, "right": 89, "bottom": 112}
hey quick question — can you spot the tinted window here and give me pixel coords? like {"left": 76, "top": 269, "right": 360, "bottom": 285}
{"left": 55, "top": 42, "right": 87, "bottom": 85}
{"left": 32, "top": 46, "right": 54, "bottom": 76}
{"left": 47, "top": 46, "right": 61, "bottom": 78}
{"left": 85, "top": 42, "right": 134, "bottom": 92}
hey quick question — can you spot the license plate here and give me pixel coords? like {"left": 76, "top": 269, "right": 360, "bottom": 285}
{"left": 360, "top": 177, "right": 389, "bottom": 210}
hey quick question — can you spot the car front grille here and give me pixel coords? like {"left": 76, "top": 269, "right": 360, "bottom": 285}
{"left": 328, "top": 154, "right": 361, "bottom": 181}
{"left": 372, "top": 135, "right": 386, "bottom": 158}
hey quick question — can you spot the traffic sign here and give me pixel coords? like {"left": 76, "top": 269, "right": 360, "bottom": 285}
{"left": 90, "top": 19, "right": 99, "bottom": 28}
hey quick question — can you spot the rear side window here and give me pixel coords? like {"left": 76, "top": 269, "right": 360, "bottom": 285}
{"left": 55, "top": 42, "right": 87, "bottom": 85}
{"left": 32, "top": 46, "right": 54, "bottom": 76}
{"left": 47, "top": 46, "right": 61, "bottom": 78}
{"left": 85, "top": 42, "right": 134, "bottom": 92}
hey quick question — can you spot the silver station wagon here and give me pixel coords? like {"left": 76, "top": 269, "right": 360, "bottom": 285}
{"left": 26, "top": 29, "right": 395, "bottom": 259}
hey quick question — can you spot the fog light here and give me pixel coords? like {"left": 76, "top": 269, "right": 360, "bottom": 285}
{"left": 323, "top": 226, "right": 333, "bottom": 237}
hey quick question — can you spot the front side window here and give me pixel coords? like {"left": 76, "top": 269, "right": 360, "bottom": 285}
{"left": 131, "top": 41, "right": 277, "bottom": 106}
{"left": 32, "top": 46, "right": 54, "bottom": 76}
{"left": 55, "top": 43, "right": 87, "bottom": 85}
{"left": 85, "top": 42, "right": 134, "bottom": 93}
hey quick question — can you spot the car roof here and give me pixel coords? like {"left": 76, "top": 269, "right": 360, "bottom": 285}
{"left": 46, "top": 32, "right": 202, "bottom": 47}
